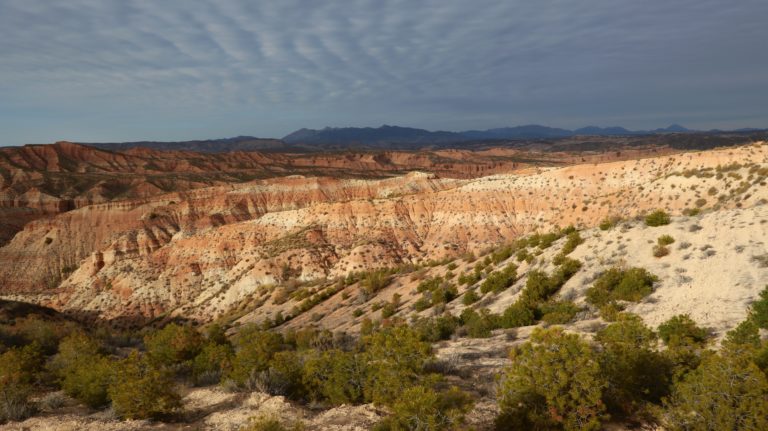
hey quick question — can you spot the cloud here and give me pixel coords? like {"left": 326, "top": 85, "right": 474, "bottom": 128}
{"left": 0, "top": 0, "right": 767, "bottom": 143}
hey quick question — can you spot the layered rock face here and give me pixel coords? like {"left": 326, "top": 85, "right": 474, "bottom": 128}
{"left": 0, "top": 141, "right": 765, "bottom": 323}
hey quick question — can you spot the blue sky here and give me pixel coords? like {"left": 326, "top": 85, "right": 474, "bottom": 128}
{"left": 1, "top": 0, "right": 767, "bottom": 145}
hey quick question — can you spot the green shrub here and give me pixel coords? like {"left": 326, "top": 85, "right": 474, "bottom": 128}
{"left": 645, "top": 209, "right": 671, "bottom": 227}
{"left": 363, "top": 326, "right": 431, "bottom": 406}
{"left": 459, "top": 308, "right": 500, "bottom": 338}
{"left": 657, "top": 234, "right": 675, "bottom": 246}
{"left": 228, "top": 327, "right": 284, "bottom": 387}
{"left": 255, "top": 350, "right": 306, "bottom": 399}
{"left": 749, "top": 286, "right": 768, "bottom": 328}
{"left": 461, "top": 289, "right": 479, "bottom": 305}
{"left": 560, "top": 231, "right": 584, "bottom": 256}
{"left": 0, "top": 344, "right": 42, "bottom": 422}
{"left": 49, "top": 332, "right": 102, "bottom": 376}
{"left": 144, "top": 323, "right": 204, "bottom": 369}
{"left": 519, "top": 270, "right": 557, "bottom": 306}
{"left": 595, "top": 314, "right": 671, "bottom": 415}
{"left": 242, "top": 415, "right": 305, "bottom": 431}
{"left": 375, "top": 385, "right": 473, "bottom": 431}
{"left": 663, "top": 350, "right": 768, "bottom": 431}
{"left": 192, "top": 342, "right": 233, "bottom": 385}
{"left": 500, "top": 302, "right": 535, "bottom": 328}
{"left": 412, "top": 315, "right": 461, "bottom": 342}
{"left": 515, "top": 249, "right": 531, "bottom": 263}
{"left": 586, "top": 267, "right": 657, "bottom": 307}
{"left": 658, "top": 314, "right": 709, "bottom": 348}
{"left": 430, "top": 285, "right": 457, "bottom": 305}
{"left": 539, "top": 300, "right": 581, "bottom": 325}
{"left": 682, "top": 208, "right": 701, "bottom": 216}
{"left": 724, "top": 319, "right": 761, "bottom": 348}
{"left": 598, "top": 302, "right": 625, "bottom": 322}
{"left": 457, "top": 271, "right": 481, "bottom": 286}
{"left": 13, "top": 317, "right": 74, "bottom": 355}
{"left": 360, "top": 269, "right": 394, "bottom": 295}
{"left": 60, "top": 355, "right": 114, "bottom": 408}
{"left": 303, "top": 349, "right": 366, "bottom": 405}
{"left": 51, "top": 333, "right": 114, "bottom": 408}
{"left": 108, "top": 351, "right": 181, "bottom": 420}
{"left": 497, "top": 327, "right": 607, "bottom": 431}
{"left": 552, "top": 257, "right": 582, "bottom": 284}
{"left": 652, "top": 244, "right": 670, "bottom": 257}
{"left": 413, "top": 297, "right": 432, "bottom": 312}
{"left": 381, "top": 302, "right": 398, "bottom": 319}
{"left": 479, "top": 263, "right": 517, "bottom": 294}
{"left": 599, "top": 217, "right": 619, "bottom": 230}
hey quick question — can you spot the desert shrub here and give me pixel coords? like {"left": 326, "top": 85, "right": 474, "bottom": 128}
{"left": 13, "top": 317, "right": 73, "bottom": 355}
{"left": 430, "top": 284, "right": 457, "bottom": 305}
{"left": 303, "top": 349, "right": 366, "bottom": 405}
{"left": 363, "top": 326, "right": 432, "bottom": 406}
{"left": 500, "top": 302, "right": 535, "bottom": 328}
{"left": 414, "top": 277, "right": 457, "bottom": 311}
{"left": 49, "top": 332, "right": 102, "bottom": 375}
{"left": 457, "top": 271, "right": 481, "bottom": 286}
{"left": 595, "top": 314, "right": 671, "bottom": 415}
{"left": 228, "top": 327, "right": 285, "bottom": 387}
{"left": 657, "top": 234, "right": 675, "bottom": 246}
{"left": 461, "top": 289, "right": 479, "bottom": 305}
{"left": 374, "top": 385, "right": 473, "bottom": 431}
{"left": 539, "top": 300, "right": 581, "bottom": 325}
{"left": 515, "top": 249, "right": 531, "bottom": 263}
{"left": 0, "top": 344, "right": 42, "bottom": 422}
{"left": 599, "top": 216, "right": 620, "bottom": 230}
{"left": 586, "top": 267, "right": 657, "bottom": 307}
{"left": 724, "top": 319, "right": 761, "bottom": 348}
{"left": 381, "top": 302, "right": 398, "bottom": 319}
{"left": 144, "top": 323, "right": 204, "bottom": 369}
{"left": 412, "top": 315, "right": 460, "bottom": 343}
{"left": 519, "top": 270, "right": 558, "bottom": 306}
{"left": 663, "top": 350, "right": 768, "bottom": 431}
{"left": 653, "top": 244, "right": 670, "bottom": 257}
{"left": 360, "top": 269, "right": 393, "bottom": 295}
{"left": 552, "top": 257, "right": 582, "bottom": 284}
{"left": 108, "top": 351, "right": 181, "bottom": 420}
{"left": 749, "top": 286, "right": 768, "bottom": 328}
{"left": 645, "top": 209, "right": 671, "bottom": 227}
{"left": 60, "top": 355, "right": 114, "bottom": 408}
{"left": 252, "top": 350, "right": 306, "bottom": 399}
{"left": 413, "top": 297, "right": 432, "bottom": 312}
{"left": 242, "top": 415, "right": 305, "bottom": 431}
{"left": 479, "top": 263, "right": 517, "bottom": 294}
{"left": 682, "top": 207, "right": 701, "bottom": 216}
{"left": 192, "top": 342, "right": 233, "bottom": 385}
{"left": 598, "top": 302, "right": 625, "bottom": 322}
{"left": 559, "top": 231, "right": 584, "bottom": 256}
{"left": 459, "top": 308, "right": 500, "bottom": 338}
{"left": 51, "top": 333, "right": 114, "bottom": 408}
{"left": 417, "top": 277, "right": 443, "bottom": 293}
{"left": 490, "top": 245, "right": 515, "bottom": 265}
{"left": 658, "top": 314, "right": 708, "bottom": 349}
{"left": 497, "top": 327, "right": 607, "bottom": 431}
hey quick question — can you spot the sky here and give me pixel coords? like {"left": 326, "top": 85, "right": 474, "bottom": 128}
{"left": 1, "top": 0, "right": 767, "bottom": 145}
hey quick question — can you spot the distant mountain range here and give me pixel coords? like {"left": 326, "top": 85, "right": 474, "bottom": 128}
{"left": 72, "top": 124, "right": 767, "bottom": 153}
{"left": 282, "top": 124, "right": 695, "bottom": 145}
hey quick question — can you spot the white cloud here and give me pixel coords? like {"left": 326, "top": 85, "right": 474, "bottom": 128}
{"left": 0, "top": 0, "right": 766, "bottom": 143}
